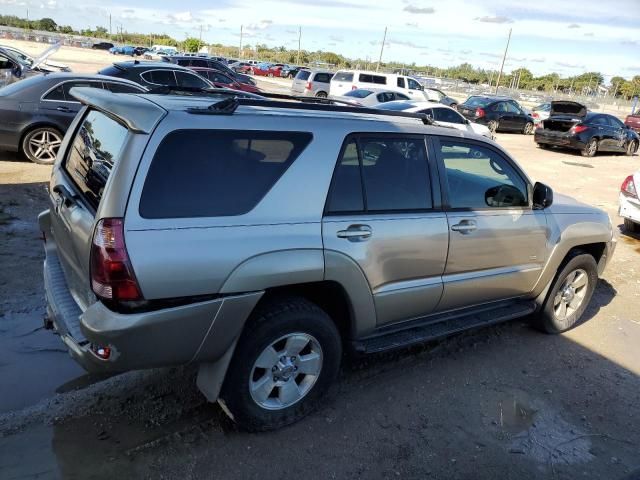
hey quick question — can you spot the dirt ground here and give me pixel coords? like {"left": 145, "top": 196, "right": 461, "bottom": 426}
{"left": 0, "top": 50, "right": 640, "bottom": 479}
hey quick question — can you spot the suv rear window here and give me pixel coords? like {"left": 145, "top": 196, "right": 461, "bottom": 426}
{"left": 140, "top": 130, "right": 312, "bottom": 218}
{"left": 333, "top": 72, "right": 353, "bottom": 82}
{"left": 313, "top": 72, "right": 332, "bottom": 83}
{"left": 64, "top": 110, "right": 128, "bottom": 210}
{"left": 295, "top": 70, "right": 311, "bottom": 81}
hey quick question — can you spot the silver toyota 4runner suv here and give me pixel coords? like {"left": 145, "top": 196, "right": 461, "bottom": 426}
{"left": 40, "top": 87, "right": 616, "bottom": 431}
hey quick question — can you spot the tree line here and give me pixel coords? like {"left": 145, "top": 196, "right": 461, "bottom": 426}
{"left": 2, "top": 14, "right": 638, "bottom": 99}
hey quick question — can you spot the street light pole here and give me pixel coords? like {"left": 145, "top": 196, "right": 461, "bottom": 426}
{"left": 376, "top": 26, "right": 387, "bottom": 73}
{"left": 494, "top": 27, "right": 512, "bottom": 95}
{"left": 297, "top": 26, "right": 301, "bottom": 65}
{"left": 239, "top": 25, "right": 243, "bottom": 58}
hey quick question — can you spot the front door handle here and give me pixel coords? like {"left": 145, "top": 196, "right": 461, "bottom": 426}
{"left": 451, "top": 220, "right": 477, "bottom": 233}
{"left": 337, "top": 225, "right": 372, "bottom": 241}
{"left": 56, "top": 106, "right": 71, "bottom": 112}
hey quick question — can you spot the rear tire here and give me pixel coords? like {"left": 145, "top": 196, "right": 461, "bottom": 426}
{"left": 523, "top": 122, "right": 534, "bottom": 135}
{"left": 626, "top": 139, "right": 638, "bottom": 156}
{"left": 531, "top": 252, "right": 598, "bottom": 334}
{"left": 487, "top": 120, "right": 499, "bottom": 133}
{"left": 220, "top": 297, "right": 342, "bottom": 432}
{"left": 581, "top": 138, "right": 598, "bottom": 157}
{"left": 315, "top": 91, "right": 328, "bottom": 98}
{"left": 21, "top": 127, "right": 63, "bottom": 165}
{"left": 624, "top": 218, "right": 640, "bottom": 233}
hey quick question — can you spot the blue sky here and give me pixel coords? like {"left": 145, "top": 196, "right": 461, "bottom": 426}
{"left": 2, "top": 0, "right": 639, "bottom": 81}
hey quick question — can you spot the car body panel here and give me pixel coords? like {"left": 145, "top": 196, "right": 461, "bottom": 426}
{"left": 619, "top": 171, "right": 640, "bottom": 225}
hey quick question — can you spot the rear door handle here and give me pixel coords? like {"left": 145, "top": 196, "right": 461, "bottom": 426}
{"left": 451, "top": 220, "right": 477, "bottom": 233}
{"left": 56, "top": 106, "right": 71, "bottom": 112}
{"left": 337, "top": 225, "right": 372, "bottom": 241}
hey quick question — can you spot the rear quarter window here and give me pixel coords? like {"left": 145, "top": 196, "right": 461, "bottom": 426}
{"left": 64, "top": 110, "right": 128, "bottom": 210}
{"left": 140, "top": 130, "right": 313, "bottom": 218}
{"left": 333, "top": 71, "right": 353, "bottom": 82}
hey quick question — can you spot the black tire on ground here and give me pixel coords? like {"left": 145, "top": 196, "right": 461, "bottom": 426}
{"left": 626, "top": 139, "right": 638, "bottom": 156}
{"left": 624, "top": 217, "right": 640, "bottom": 233}
{"left": 537, "top": 143, "right": 550, "bottom": 149}
{"left": 581, "top": 138, "right": 598, "bottom": 157}
{"left": 268, "top": 72, "right": 274, "bottom": 78}
{"left": 219, "top": 296, "right": 342, "bottom": 432}
{"left": 450, "top": 103, "right": 457, "bottom": 109}
{"left": 523, "top": 122, "right": 534, "bottom": 135}
{"left": 288, "top": 73, "right": 294, "bottom": 79}
{"left": 21, "top": 126, "right": 63, "bottom": 165}
{"left": 531, "top": 251, "right": 598, "bottom": 334}
{"left": 488, "top": 120, "right": 499, "bottom": 133}
{"left": 316, "top": 91, "right": 328, "bottom": 98}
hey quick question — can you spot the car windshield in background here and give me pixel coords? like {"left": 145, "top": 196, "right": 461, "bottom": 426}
{"left": 333, "top": 72, "right": 354, "bottom": 82}
{"left": 376, "top": 101, "right": 417, "bottom": 111}
{"left": 345, "top": 89, "right": 373, "bottom": 98}
{"left": 463, "top": 96, "right": 493, "bottom": 107}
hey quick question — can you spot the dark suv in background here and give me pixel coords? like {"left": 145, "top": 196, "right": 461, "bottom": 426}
{"left": 458, "top": 95, "right": 535, "bottom": 134}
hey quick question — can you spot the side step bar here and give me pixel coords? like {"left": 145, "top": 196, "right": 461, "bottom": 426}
{"left": 353, "top": 301, "right": 536, "bottom": 354}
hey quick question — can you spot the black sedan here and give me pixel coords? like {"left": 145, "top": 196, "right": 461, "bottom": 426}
{"left": 98, "top": 61, "right": 214, "bottom": 90}
{"left": 458, "top": 95, "right": 535, "bottom": 134}
{"left": 161, "top": 55, "right": 257, "bottom": 86}
{"left": 0, "top": 73, "right": 145, "bottom": 164}
{"left": 535, "top": 101, "right": 639, "bottom": 157}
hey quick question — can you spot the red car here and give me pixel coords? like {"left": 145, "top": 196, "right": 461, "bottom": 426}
{"left": 625, "top": 111, "right": 640, "bottom": 133}
{"left": 250, "top": 63, "right": 285, "bottom": 77}
{"left": 190, "top": 67, "right": 263, "bottom": 94}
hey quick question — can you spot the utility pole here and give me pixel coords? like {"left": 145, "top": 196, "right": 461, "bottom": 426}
{"left": 376, "top": 26, "right": 387, "bottom": 72}
{"left": 109, "top": 14, "right": 112, "bottom": 37}
{"left": 198, "top": 24, "right": 203, "bottom": 51}
{"left": 494, "top": 27, "right": 512, "bottom": 94}
{"left": 239, "top": 25, "right": 243, "bottom": 58}
{"left": 296, "top": 26, "right": 301, "bottom": 65}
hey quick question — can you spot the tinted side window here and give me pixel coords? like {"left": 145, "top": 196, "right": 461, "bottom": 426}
{"left": 176, "top": 59, "right": 191, "bottom": 67}
{"left": 333, "top": 71, "right": 354, "bottom": 82}
{"left": 140, "top": 130, "right": 312, "bottom": 218}
{"left": 397, "top": 77, "right": 405, "bottom": 88}
{"left": 361, "top": 138, "right": 431, "bottom": 211}
{"left": 326, "top": 141, "right": 364, "bottom": 213}
{"left": 142, "top": 70, "right": 177, "bottom": 86}
{"left": 64, "top": 110, "right": 128, "bottom": 210}
{"left": 62, "top": 80, "right": 103, "bottom": 101}
{"left": 191, "top": 59, "right": 209, "bottom": 68}
{"left": 492, "top": 102, "right": 508, "bottom": 112}
{"left": 104, "top": 82, "right": 144, "bottom": 93}
{"left": 434, "top": 108, "right": 464, "bottom": 124}
{"left": 608, "top": 116, "right": 625, "bottom": 128}
{"left": 440, "top": 140, "right": 528, "bottom": 209}
{"left": 175, "top": 71, "right": 210, "bottom": 88}
{"left": 407, "top": 78, "right": 421, "bottom": 90}
{"left": 506, "top": 102, "right": 522, "bottom": 114}
{"left": 207, "top": 71, "right": 233, "bottom": 84}
{"left": 396, "top": 93, "right": 410, "bottom": 100}
{"left": 43, "top": 83, "right": 66, "bottom": 101}
{"left": 590, "top": 116, "right": 608, "bottom": 126}
{"left": 313, "top": 72, "right": 332, "bottom": 83}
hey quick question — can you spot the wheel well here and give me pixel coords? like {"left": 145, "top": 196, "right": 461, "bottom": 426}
{"left": 567, "top": 243, "right": 606, "bottom": 264}
{"left": 257, "top": 282, "right": 353, "bottom": 340}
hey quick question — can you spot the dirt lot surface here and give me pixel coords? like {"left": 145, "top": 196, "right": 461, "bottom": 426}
{"left": 1, "top": 49, "right": 640, "bottom": 479}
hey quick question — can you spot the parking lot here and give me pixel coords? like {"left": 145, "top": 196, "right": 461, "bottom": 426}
{"left": 1, "top": 89, "right": 640, "bottom": 479}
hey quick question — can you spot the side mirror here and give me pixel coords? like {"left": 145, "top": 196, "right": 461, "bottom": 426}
{"left": 533, "top": 182, "right": 553, "bottom": 209}
{"left": 11, "top": 63, "right": 23, "bottom": 78}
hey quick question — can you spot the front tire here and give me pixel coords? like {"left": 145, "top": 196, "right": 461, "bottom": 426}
{"left": 581, "top": 138, "right": 598, "bottom": 157}
{"left": 532, "top": 252, "right": 598, "bottom": 334}
{"left": 220, "top": 297, "right": 342, "bottom": 431}
{"left": 624, "top": 218, "right": 640, "bottom": 233}
{"left": 487, "top": 120, "right": 499, "bottom": 133}
{"left": 21, "top": 127, "right": 63, "bottom": 165}
{"left": 626, "top": 139, "right": 638, "bottom": 156}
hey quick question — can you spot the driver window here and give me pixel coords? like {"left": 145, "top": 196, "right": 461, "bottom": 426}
{"left": 439, "top": 140, "right": 528, "bottom": 209}
{"left": 407, "top": 78, "right": 421, "bottom": 90}
{"left": 0, "top": 55, "right": 16, "bottom": 70}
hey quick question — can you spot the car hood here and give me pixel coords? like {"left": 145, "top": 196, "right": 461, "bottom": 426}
{"left": 547, "top": 192, "right": 605, "bottom": 215}
{"left": 550, "top": 101, "right": 587, "bottom": 118}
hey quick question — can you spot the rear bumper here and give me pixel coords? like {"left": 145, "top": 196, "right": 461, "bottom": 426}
{"left": 534, "top": 130, "right": 585, "bottom": 149}
{"left": 619, "top": 193, "right": 640, "bottom": 224}
{"left": 42, "top": 214, "right": 262, "bottom": 373}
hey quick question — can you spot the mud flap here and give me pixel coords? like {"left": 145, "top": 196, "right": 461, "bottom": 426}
{"left": 196, "top": 340, "right": 238, "bottom": 403}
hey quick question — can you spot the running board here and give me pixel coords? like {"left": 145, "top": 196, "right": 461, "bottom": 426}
{"left": 353, "top": 301, "right": 536, "bottom": 354}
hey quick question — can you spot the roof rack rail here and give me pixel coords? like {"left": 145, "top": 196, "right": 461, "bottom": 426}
{"left": 145, "top": 85, "right": 264, "bottom": 100}
{"left": 186, "top": 97, "right": 433, "bottom": 124}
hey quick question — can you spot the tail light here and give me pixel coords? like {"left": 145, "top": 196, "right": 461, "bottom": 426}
{"left": 475, "top": 107, "right": 485, "bottom": 118}
{"left": 570, "top": 125, "right": 589, "bottom": 134}
{"left": 621, "top": 175, "right": 638, "bottom": 198}
{"left": 352, "top": 85, "right": 357, "bottom": 90}
{"left": 90, "top": 218, "right": 142, "bottom": 301}
{"left": 305, "top": 81, "right": 312, "bottom": 90}
{"left": 532, "top": 112, "right": 539, "bottom": 118}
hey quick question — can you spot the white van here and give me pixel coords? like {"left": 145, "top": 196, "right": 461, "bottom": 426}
{"left": 330, "top": 70, "right": 426, "bottom": 99}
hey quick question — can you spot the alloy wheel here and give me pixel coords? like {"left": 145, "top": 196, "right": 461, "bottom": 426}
{"left": 553, "top": 268, "right": 589, "bottom": 321}
{"left": 26, "top": 129, "right": 62, "bottom": 164}
{"left": 249, "top": 332, "right": 323, "bottom": 410}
